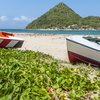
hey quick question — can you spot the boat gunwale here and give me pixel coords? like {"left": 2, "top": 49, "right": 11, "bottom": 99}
{"left": 66, "top": 38, "right": 100, "bottom": 53}
{"left": 0, "top": 37, "right": 24, "bottom": 41}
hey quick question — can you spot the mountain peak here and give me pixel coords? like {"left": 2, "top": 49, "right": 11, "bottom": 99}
{"left": 57, "top": 2, "right": 67, "bottom": 6}
{"left": 26, "top": 2, "right": 81, "bottom": 29}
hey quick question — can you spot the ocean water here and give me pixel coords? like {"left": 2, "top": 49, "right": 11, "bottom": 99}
{"left": 0, "top": 29, "right": 100, "bottom": 35}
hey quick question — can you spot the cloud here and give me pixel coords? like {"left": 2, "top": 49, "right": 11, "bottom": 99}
{"left": 13, "top": 16, "right": 31, "bottom": 22}
{"left": 0, "top": 16, "right": 8, "bottom": 21}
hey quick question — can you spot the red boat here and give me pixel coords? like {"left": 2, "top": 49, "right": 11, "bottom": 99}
{"left": 66, "top": 36, "right": 100, "bottom": 67}
{"left": 0, "top": 32, "right": 24, "bottom": 48}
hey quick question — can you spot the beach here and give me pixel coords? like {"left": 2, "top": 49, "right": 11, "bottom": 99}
{"left": 15, "top": 34, "right": 69, "bottom": 61}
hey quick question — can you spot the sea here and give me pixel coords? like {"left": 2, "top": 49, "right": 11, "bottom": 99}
{"left": 0, "top": 29, "right": 100, "bottom": 35}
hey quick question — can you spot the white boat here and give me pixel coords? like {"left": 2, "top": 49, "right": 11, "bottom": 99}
{"left": 0, "top": 32, "right": 24, "bottom": 48}
{"left": 66, "top": 35, "right": 100, "bottom": 67}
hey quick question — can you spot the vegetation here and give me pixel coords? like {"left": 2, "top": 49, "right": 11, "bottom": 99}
{"left": 80, "top": 16, "right": 100, "bottom": 29}
{"left": 26, "top": 2, "right": 100, "bottom": 30}
{"left": 26, "top": 2, "right": 81, "bottom": 29}
{"left": 0, "top": 49, "right": 100, "bottom": 100}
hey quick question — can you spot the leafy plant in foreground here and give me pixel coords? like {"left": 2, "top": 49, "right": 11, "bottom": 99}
{"left": 0, "top": 49, "right": 99, "bottom": 100}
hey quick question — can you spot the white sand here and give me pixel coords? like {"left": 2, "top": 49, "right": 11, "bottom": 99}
{"left": 15, "top": 34, "right": 69, "bottom": 61}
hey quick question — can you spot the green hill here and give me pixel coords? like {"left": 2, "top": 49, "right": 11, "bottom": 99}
{"left": 83, "top": 16, "right": 100, "bottom": 29}
{"left": 26, "top": 2, "right": 100, "bottom": 30}
{"left": 26, "top": 2, "right": 81, "bottom": 29}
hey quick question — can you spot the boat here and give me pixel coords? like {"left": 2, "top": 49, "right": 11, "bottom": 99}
{"left": 66, "top": 35, "right": 100, "bottom": 67}
{"left": 0, "top": 32, "right": 24, "bottom": 48}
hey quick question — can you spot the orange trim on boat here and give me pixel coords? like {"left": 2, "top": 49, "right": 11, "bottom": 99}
{"left": 0, "top": 32, "right": 14, "bottom": 38}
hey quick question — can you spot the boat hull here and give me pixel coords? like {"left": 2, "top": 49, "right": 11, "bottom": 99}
{"left": 68, "top": 51, "right": 100, "bottom": 67}
{"left": 66, "top": 37, "right": 100, "bottom": 67}
{"left": 0, "top": 38, "right": 24, "bottom": 48}
{"left": 0, "top": 32, "right": 24, "bottom": 48}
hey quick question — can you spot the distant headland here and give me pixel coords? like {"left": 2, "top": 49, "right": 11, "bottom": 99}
{"left": 26, "top": 2, "right": 100, "bottom": 30}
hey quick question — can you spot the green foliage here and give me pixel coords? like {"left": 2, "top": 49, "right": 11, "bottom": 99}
{"left": 82, "top": 16, "right": 100, "bottom": 29}
{"left": 26, "top": 2, "right": 100, "bottom": 30}
{"left": 0, "top": 49, "right": 99, "bottom": 100}
{"left": 26, "top": 2, "right": 81, "bottom": 29}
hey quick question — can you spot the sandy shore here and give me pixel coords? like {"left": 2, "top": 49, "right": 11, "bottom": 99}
{"left": 15, "top": 34, "right": 69, "bottom": 61}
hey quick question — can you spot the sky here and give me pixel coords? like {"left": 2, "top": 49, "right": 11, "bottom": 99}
{"left": 0, "top": 0, "right": 100, "bottom": 29}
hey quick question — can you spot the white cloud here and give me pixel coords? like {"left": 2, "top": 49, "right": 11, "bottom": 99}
{"left": 0, "top": 16, "right": 8, "bottom": 21}
{"left": 13, "top": 16, "right": 31, "bottom": 22}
